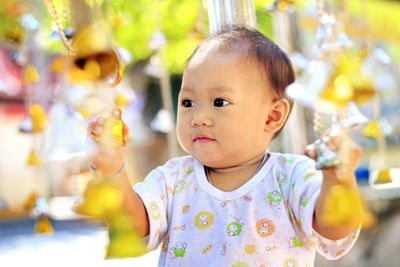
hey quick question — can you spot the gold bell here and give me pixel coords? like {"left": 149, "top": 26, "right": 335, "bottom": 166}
{"left": 375, "top": 168, "right": 392, "bottom": 184}
{"left": 320, "top": 54, "right": 376, "bottom": 106}
{"left": 90, "top": 109, "right": 126, "bottom": 147}
{"left": 29, "top": 104, "right": 47, "bottom": 133}
{"left": 74, "top": 176, "right": 124, "bottom": 217}
{"left": 26, "top": 150, "right": 43, "bottom": 167}
{"left": 106, "top": 211, "right": 147, "bottom": 258}
{"left": 34, "top": 216, "right": 54, "bottom": 234}
{"left": 69, "top": 24, "right": 122, "bottom": 87}
{"left": 24, "top": 192, "right": 39, "bottom": 212}
{"left": 362, "top": 120, "right": 381, "bottom": 140}
{"left": 321, "top": 185, "right": 375, "bottom": 229}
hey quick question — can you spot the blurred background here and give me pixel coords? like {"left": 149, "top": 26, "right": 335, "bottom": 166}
{"left": 0, "top": 0, "right": 399, "bottom": 266}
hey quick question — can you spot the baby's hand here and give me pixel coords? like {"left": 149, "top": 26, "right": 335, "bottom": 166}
{"left": 88, "top": 109, "right": 129, "bottom": 175}
{"left": 305, "top": 131, "right": 362, "bottom": 182}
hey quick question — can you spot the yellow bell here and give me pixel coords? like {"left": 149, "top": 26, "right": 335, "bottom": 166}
{"left": 106, "top": 212, "right": 147, "bottom": 258}
{"left": 90, "top": 109, "right": 126, "bottom": 147}
{"left": 362, "top": 120, "right": 381, "bottom": 140}
{"left": 24, "top": 192, "right": 39, "bottom": 211}
{"left": 69, "top": 24, "right": 122, "bottom": 87}
{"left": 29, "top": 104, "right": 47, "bottom": 133}
{"left": 114, "top": 94, "right": 130, "bottom": 109}
{"left": 276, "top": 0, "right": 294, "bottom": 11}
{"left": 74, "top": 177, "right": 123, "bottom": 217}
{"left": 320, "top": 54, "right": 376, "bottom": 106}
{"left": 51, "top": 56, "right": 66, "bottom": 73}
{"left": 5, "top": 24, "right": 25, "bottom": 44}
{"left": 26, "top": 150, "right": 43, "bottom": 167}
{"left": 375, "top": 168, "right": 392, "bottom": 184}
{"left": 34, "top": 216, "right": 54, "bottom": 234}
{"left": 321, "top": 185, "right": 375, "bottom": 229}
{"left": 24, "top": 65, "right": 40, "bottom": 84}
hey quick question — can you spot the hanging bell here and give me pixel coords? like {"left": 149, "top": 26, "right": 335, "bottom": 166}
{"left": 69, "top": 24, "right": 123, "bottom": 87}
{"left": 26, "top": 150, "right": 43, "bottom": 167}
{"left": 321, "top": 184, "right": 375, "bottom": 229}
{"left": 29, "top": 104, "right": 47, "bottom": 133}
{"left": 375, "top": 168, "right": 393, "bottom": 184}
{"left": 362, "top": 120, "right": 381, "bottom": 140}
{"left": 24, "top": 192, "right": 39, "bottom": 211}
{"left": 320, "top": 54, "right": 376, "bottom": 106}
{"left": 105, "top": 211, "right": 147, "bottom": 258}
{"left": 90, "top": 109, "right": 126, "bottom": 147}
{"left": 23, "top": 65, "right": 40, "bottom": 84}
{"left": 74, "top": 175, "right": 124, "bottom": 217}
{"left": 34, "top": 215, "right": 54, "bottom": 234}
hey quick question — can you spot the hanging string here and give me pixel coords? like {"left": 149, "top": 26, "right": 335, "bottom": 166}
{"left": 44, "top": 0, "right": 74, "bottom": 55}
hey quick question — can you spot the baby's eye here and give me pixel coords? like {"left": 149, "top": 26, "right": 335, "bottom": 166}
{"left": 214, "top": 98, "right": 230, "bottom": 107}
{"left": 181, "top": 99, "right": 194, "bottom": 108}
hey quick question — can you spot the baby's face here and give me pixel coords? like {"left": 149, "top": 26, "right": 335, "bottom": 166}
{"left": 177, "top": 43, "right": 275, "bottom": 168}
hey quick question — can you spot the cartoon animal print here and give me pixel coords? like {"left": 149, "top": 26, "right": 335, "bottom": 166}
{"left": 221, "top": 242, "right": 227, "bottom": 255}
{"left": 174, "top": 179, "right": 188, "bottom": 193}
{"left": 182, "top": 205, "right": 190, "bottom": 214}
{"left": 275, "top": 170, "right": 288, "bottom": 186}
{"left": 278, "top": 156, "right": 295, "bottom": 167}
{"left": 201, "top": 244, "right": 212, "bottom": 254}
{"left": 283, "top": 257, "right": 298, "bottom": 267}
{"left": 231, "top": 262, "right": 249, "bottom": 267}
{"left": 245, "top": 244, "right": 255, "bottom": 254}
{"left": 304, "top": 172, "right": 317, "bottom": 182}
{"left": 149, "top": 201, "right": 160, "bottom": 219}
{"left": 267, "top": 190, "right": 283, "bottom": 208}
{"left": 256, "top": 219, "right": 275, "bottom": 237}
{"left": 166, "top": 160, "right": 177, "bottom": 169}
{"left": 288, "top": 236, "right": 304, "bottom": 248}
{"left": 170, "top": 242, "right": 187, "bottom": 258}
{"left": 194, "top": 211, "right": 214, "bottom": 229}
{"left": 226, "top": 216, "right": 242, "bottom": 237}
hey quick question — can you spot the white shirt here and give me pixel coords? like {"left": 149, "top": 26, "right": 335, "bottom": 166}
{"left": 133, "top": 152, "right": 359, "bottom": 267}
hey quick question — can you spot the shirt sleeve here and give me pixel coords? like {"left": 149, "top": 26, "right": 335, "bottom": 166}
{"left": 133, "top": 168, "right": 169, "bottom": 251}
{"left": 288, "top": 155, "right": 360, "bottom": 260}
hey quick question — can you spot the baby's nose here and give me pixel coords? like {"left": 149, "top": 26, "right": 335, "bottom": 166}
{"left": 191, "top": 109, "right": 212, "bottom": 127}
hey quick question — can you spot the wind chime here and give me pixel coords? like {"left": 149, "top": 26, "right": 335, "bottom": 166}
{"left": 286, "top": 0, "right": 376, "bottom": 228}
{"left": 44, "top": 0, "right": 146, "bottom": 258}
{"left": 10, "top": 1, "right": 55, "bottom": 234}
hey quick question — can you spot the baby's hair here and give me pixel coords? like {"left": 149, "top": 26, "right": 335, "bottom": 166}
{"left": 185, "top": 26, "right": 295, "bottom": 138}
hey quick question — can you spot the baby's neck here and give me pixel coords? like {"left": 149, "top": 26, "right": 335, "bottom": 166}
{"left": 206, "top": 154, "right": 268, "bottom": 192}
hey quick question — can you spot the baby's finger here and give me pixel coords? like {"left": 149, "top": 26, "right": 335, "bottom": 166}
{"left": 305, "top": 144, "right": 317, "bottom": 159}
{"left": 122, "top": 122, "right": 130, "bottom": 139}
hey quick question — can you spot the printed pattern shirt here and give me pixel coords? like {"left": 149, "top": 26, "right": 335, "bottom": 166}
{"left": 133, "top": 152, "right": 359, "bottom": 267}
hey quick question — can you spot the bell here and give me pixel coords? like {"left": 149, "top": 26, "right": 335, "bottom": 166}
{"left": 29, "top": 104, "right": 47, "bottom": 133}
{"left": 69, "top": 24, "right": 122, "bottom": 87}
{"left": 375, "top": 168, "right": 392, "bottom": 184}
{"left": 90, "top": 109, "right": 126, "bottom": 147}
{"left": 362, "top": 120, "right": 381, "bottom": 140}
{"left": 23, "top": 65, "right": 40, "bottom": 84}
{"left": 34, "top": 216, "right": 54, "bottom": 234}
{"left": 26, "top": 150, "right": 43, "bottom": 167}
{"left": 322, "top": 184, "right": 375, "bottom": 229}
{"left": 74, "top": 176, "right": 124, "bottom": 217}
{"left": 105, "top": 211, "right": 147, "bottom": 258}
{"left": 320, "top": 54, "right": 376, "bottom": 106}
{"left": 24, "top": 192, "right": 39, "bottom": 211}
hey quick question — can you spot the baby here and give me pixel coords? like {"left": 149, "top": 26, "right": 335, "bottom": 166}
{"left": 89, "top": 27, "right": 361, "bottom": 266}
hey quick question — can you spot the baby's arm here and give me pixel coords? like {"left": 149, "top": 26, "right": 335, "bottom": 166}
{"left": 88, "top": 110, "right": 150, "bottom": 237}
{"left": 307, "top": 134, "right": 362, "bottom": 240}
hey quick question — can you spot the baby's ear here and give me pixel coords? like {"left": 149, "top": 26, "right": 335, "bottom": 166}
{"left": 264, "top": 98, "right": 290, "bottom": 133}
